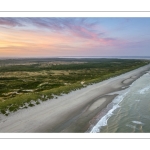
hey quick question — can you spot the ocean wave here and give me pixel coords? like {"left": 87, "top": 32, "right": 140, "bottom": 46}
{"left": 132, "top": 121, "right": 144, "bottom": 125}
{"left": 138, "top": 86, "right": 150, "bottom": 94}
{"left": 126, "top": 124, "right": 137, "bottom": 130}
{"left": 90, "top": 91, "right": 129, "bottom": 133}
{"left": 135, "top": 100, "right": 140, "bottom": 102}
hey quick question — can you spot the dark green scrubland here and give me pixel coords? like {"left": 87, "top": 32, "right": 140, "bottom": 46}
{"left": 0, "top": 58, "right": 149, "bottom": 115}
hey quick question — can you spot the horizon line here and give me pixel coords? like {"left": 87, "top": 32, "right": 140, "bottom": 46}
{"left": 0, "top": 56, "right": 150, "bottom": 59}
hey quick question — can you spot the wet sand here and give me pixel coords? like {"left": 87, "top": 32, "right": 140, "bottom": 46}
{"left": 0, "top": 64, "right": 150, "bottom": 133}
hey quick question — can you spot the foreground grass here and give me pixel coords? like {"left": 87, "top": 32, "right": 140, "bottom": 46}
{"left": 0, "top": 58, "right": 149, "bottom": 115}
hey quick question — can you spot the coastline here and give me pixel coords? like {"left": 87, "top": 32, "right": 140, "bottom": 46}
{"left": 0, "top": 64, "right": 150, "bottom": 133}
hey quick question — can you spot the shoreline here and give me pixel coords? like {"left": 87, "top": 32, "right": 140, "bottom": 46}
{"left": 0, "top": 64, "right": 150, "bottom": 133}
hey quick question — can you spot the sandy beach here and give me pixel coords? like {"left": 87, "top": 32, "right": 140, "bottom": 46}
{"left": 0, "top": 64, "right": 150, "bottom": 133}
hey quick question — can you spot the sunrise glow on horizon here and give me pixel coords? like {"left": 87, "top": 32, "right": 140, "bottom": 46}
{"left": 0, "top": 17, "right": 150, "bottom": 57}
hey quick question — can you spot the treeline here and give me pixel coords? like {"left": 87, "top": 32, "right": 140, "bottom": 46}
{"left": 46, "top": 59, "right": 148, "bottom": 70}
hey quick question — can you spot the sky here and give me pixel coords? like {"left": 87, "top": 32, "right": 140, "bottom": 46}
{"left": 0, "top": 17, "right": 150, "bottom": 57}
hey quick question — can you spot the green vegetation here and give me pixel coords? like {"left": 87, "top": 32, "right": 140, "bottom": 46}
{"left": 0, "top": 58, "right": 149, "bottom": 115}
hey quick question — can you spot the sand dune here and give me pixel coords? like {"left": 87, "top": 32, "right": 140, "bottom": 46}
{"left": 0, "top": 64, "right": 150, "bottom": 133}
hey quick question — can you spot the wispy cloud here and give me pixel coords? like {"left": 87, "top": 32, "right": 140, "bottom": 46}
{"left": 0, "top": 18, "right": 24, "bottom": 27}
{"left": 1, "top": 18, "right": 150, "bottom": 57}
{"left": 0, "top": 18, "right": 108, "bottom": 40}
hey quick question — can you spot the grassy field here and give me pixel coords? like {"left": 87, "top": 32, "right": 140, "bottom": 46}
{"left": 0, "top": 58, "right": 149, "bottom": 115}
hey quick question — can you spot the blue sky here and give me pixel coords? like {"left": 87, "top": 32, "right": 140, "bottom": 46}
{"left": 0, "top": 17, "right": 150, "bottom": 57}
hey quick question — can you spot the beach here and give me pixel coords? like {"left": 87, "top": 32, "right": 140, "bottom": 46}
{"left": 0, "top": 64, "right": 150, "bottom": 133}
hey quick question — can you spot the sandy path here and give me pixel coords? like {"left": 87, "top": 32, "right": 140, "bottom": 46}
{"left": 0, "top": 64, "right": 150, "bottom": 133}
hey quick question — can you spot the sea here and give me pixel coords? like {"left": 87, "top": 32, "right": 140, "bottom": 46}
{"left": 90, "top": 71, "right": 150, "bottom": 133}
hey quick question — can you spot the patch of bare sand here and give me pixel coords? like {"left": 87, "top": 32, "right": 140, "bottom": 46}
{"left": 88, "top": 98, "right": 107, "bottom": 111}
{"left": 123, "top": 78, "right": 134, "bottom": 84}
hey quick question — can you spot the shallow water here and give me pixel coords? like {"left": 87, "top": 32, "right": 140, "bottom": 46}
{"left": 90, "top": 72, "right": 150, "bottom": 133}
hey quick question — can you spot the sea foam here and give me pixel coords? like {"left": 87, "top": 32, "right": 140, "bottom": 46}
{"left": 132, "top": 121, "right": 144, "bottom": 125}
{"left": 138, "top": 86, "right": 150, "bottom": 94}
{"left": 126, "top": 124, "right": 137, "bottom": 130}
{"left": 135, "top": 100, "right": 140, "bottom": 102}
{"left": 90, "top": 91, "right": 128, "bottom": 133}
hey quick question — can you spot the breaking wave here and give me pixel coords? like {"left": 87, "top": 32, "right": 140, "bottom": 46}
{"left": 138, "top": 86, "right": 150, "bottom": 94}
{"left": 90, "top": 91, "right": 129, "bottom": 133}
